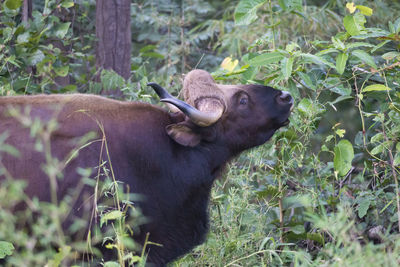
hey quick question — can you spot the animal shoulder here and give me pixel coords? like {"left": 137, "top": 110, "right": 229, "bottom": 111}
{"left": 0, "top": 94, "right": 163, "bottom": 113}
{"left": 0, "top": 94, "right": 119, "bottom": 106}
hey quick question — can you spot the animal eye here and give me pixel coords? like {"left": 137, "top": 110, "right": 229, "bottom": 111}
{"left": 239, "top": 97, "right": 248, "bottom": 105}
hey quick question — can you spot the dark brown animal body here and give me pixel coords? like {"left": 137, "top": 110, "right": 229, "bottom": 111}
{"left": 0, "top": 70, "right": 293, "bottom": 265}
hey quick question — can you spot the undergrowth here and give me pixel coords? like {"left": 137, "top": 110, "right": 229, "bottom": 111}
{"left": 1, "top": 0, "right": 400, "bottom": 266}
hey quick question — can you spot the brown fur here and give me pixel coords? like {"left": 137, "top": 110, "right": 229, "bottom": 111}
{"left": 0, "top": 72, "right": 293, "bottom": 265}
{"left": 182, "top": 70, "right": 226, "bottom": 112}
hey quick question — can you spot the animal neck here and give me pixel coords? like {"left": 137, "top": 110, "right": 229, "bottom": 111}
{"left": 198, "top": 141, "right": 233, "bottom": 181}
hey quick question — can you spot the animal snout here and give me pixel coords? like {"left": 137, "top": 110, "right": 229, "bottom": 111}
{"left": 276, "top": 91, "right": 293, "bottom": 107}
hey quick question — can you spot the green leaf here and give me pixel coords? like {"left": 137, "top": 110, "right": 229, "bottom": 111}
{"left": 343, "top": 13, "right": 366, "bottom": 36}
{"left": 356, "top": 5, "right": 373, "bottom": 16}
{"left": 317, "top": 48, "right": 339, "bottom": 56}
{"left": 394, "top": 152, "right": 400, "bottom": 166}
{"left": 329, "top": 95, "right": 353, "bottom": 105}
{"left": 357, "top": 199, "right": 371, "bottom": 218}
{"left": 381, "top": 51, "right": 400, "bottom": 61}
{"left": 300, "top": 53, "right": 335, "bottom": 69}
{"left": 16, "top": 32, "right": 30, "bottom": 44}
{"left": 346, "top": 42, "right": 375, "bottom": 50}
{"left": 335, "top": 129, "right": 346, "bottom": 138}
{"left": 306, "top": 233, "right": 325, "bottom": 245}
{"left": 297, "top": 98, "right": 315, "bottom": 117}
{"left": 101, "top": 69, "right": 126, "bottom": 89}
{"left": 0, "top": 241, "right": 14, "bottom": 259}
{"left": 297, "top": 72, "right": 316, "bottom": 91}
{"left": 234, "top": 0, "right": 265, "bottom": 26}
{"left": 278, "top": 0, "right": 303, "bottom": 12}
{"left": 28, "top": 50, "right": 45, "bottom": 66}
{"left": 61, "top": 85, "right": 77, "bottom": 92}
{"left": 249, "top": 52, "right": 284, "bottom": 67}
{"left": 130, "top": 255, "right": 142, "bottom": 263}
{"left": 394, "top": 17, "right": 400, "bottom": 34}
{"left": 372, "top": 40, "right": 390, "bottom": 53}
{"left": 370, "top": 144, "right": 384, "bottom": 155}
{"left": 362, "top": 84, "right": 391, "bottom": 93}
{"left": 54, "top": 65, "right": 69, "bottom": 77}
{"left": 5, "top": 0, "right": 22, "bottom": 10}
{"left": 336, "top": 53, "right": 348, "bottom": 75}
{"left": 321, "top": 145, "right": 329, "bottom": 152}
{"left": 331, "top": 37, "right": 345, "bottom": 50}
{"left": 371, "top": 133, "right": 383, "bottom": 143}
{"left": 351, "top": 49, "right": 377, "bottom": 69}
{"left": 285, "top": 42, "right": 299, "bottom": 53}
{"left": 142, "top": 52, "right": 164, "bottom": 59}
{"left": 352, "top": 29, "right": 390, "bottom": 40}
{"left": 139, "top": 45, "right": 157, "bottom": 53}
{"left": 334, "top": 139, "right": 354, "bottom": 176}
{"left": 324, "top": 78, "right": 351, "bottom": 96}
{"left": 100, "top": 210, "right": 124, "bottom": 227}
{"left": 61, "top": 0, "right": 74, "bottom": 8}
{"left": 104, "top": 262, "right": 120, "bottom": 267}
{"left": 47, "top": 246, "right": 71, "bottom": 267}
{"left": 7, "top": 56, "right": 21, "bottom": 68}
{"left": 0, "top": 144, "right": 20, "bottom": 158}
{"left": 325, "top": 135, "right": 334, "bottom": 143}
{"left": 278, "top": 0, "right": 303, "bottom": 11}
{"left": 281, "top": 57, "right": 294, "bottom": 80}
{"left": 291, "top": 224, "right": 305, "bottom": 234}
{"left": 55, "top": 22, "right": 71, "bottom": 39}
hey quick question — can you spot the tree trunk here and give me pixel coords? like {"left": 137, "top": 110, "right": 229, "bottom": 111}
{"left": 22, "top": 0, "right": 32, "bottom": 23}
{"left": 52, "top": 4, "right": 72, "bottom": 89}
{"left": 96, "top": 0, "right": 131, "bottom": 97}
{"left": 22, "top": 0, "right": 35, "bottom": 80}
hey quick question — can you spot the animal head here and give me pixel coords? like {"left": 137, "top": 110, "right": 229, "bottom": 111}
{"left": 148, "top": 70, "right": 293, "bottom": 151}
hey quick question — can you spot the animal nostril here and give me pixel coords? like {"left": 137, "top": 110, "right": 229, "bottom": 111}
{"left": 281, "top": 95, "right": 291, "bottom": 102}
{"left": 278, "top": 91, "right": 293, "bottom": 104}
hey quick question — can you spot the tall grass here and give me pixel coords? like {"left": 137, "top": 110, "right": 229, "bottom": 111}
{"left": 0, "top": 107, "right": 151, "bottom": 266}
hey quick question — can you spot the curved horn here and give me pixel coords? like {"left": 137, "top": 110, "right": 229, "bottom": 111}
{"left": 147, "top": 82, "right": 223, "bottom": 127}
{"left": 147, "top": 82, "right": 174, "bottom": 99}
{"left": 147, "top": 82, "right": 180, "bottom": 113}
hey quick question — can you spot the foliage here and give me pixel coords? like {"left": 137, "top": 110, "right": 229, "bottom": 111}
{"left": 1, "top": 0, "right": 400, "bottom": 266}
{"left": 176, "top": 0, "right": 400, "bottom": 265}
{"left": 0, "top": 241, "right": 14, "bottom": 259}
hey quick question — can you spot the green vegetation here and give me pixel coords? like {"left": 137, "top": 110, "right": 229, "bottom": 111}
{"left": 1, "top": 0, "right": 400, "bottom": 266}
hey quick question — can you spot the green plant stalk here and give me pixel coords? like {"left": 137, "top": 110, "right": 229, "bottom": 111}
{"left": 167, "top": 17, "right": 172, "bottom": 73}
{"left": 111, "top": 222, "right": 125, "bottom": 266}
{"left": 355, "top": 72, "right": 387, "bottom": 163}
{"left": 356, "top": 69, "right": 400, "bottom": 232}
{"left": 85, "top": 119, "right": 125, "bottom": 263}
{"left": 278, "top": 178, "right": 284, "bottom": 243}
{"left": 101, "top": 123, "right": 126, "bottom": 264}
{"left": 42, "top": 131, "right": 67, "bottom": 248}
{"left": 268, "top": 0, "right": 275, "bottom": 50}
{"left": 387, "top": 143, "right": 400, "bottom": 232}
{"left": 381, "top": 73, "right": 400, "bottom": 233}
{"left": 16, "top": 108, "right": 68, "bottom": 247}
{"left": 103, "top": 133, "right": 121, "bottom": 211}
{"left": 356, "top": 72, "right": 369, "bottom": 148}
{"left": 224, "top": 249, "right": 308, "bottom": 266}
{"left": 140, "top": 232, "right": 150, "bottom": 259}
{"left": 180, "top": 0, "right": 185, "bottom": 74}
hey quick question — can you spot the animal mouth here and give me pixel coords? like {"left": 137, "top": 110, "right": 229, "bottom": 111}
{"left": 279, "top": 106, "right": 293, "bottom": 127}
{"left": 282, "top": 119, "right": 290, "bottom": 126}
{"left": 283, "top": 102, "right": 294, "bottom": 126}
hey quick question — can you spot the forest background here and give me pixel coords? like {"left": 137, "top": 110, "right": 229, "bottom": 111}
{"left": 0, "top": 0, "right": 400, "bottom": 266}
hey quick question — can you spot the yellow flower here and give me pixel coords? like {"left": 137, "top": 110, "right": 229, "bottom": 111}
{"left": 221, "top": 57, "right": 238, "bottom": 72}
{"left": 346, "top": 2, "right": 356, "bottom": 13}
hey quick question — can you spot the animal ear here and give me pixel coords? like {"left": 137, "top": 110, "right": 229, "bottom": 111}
{"left": 166, "top": 123, "right": 201, "bottom": 147}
